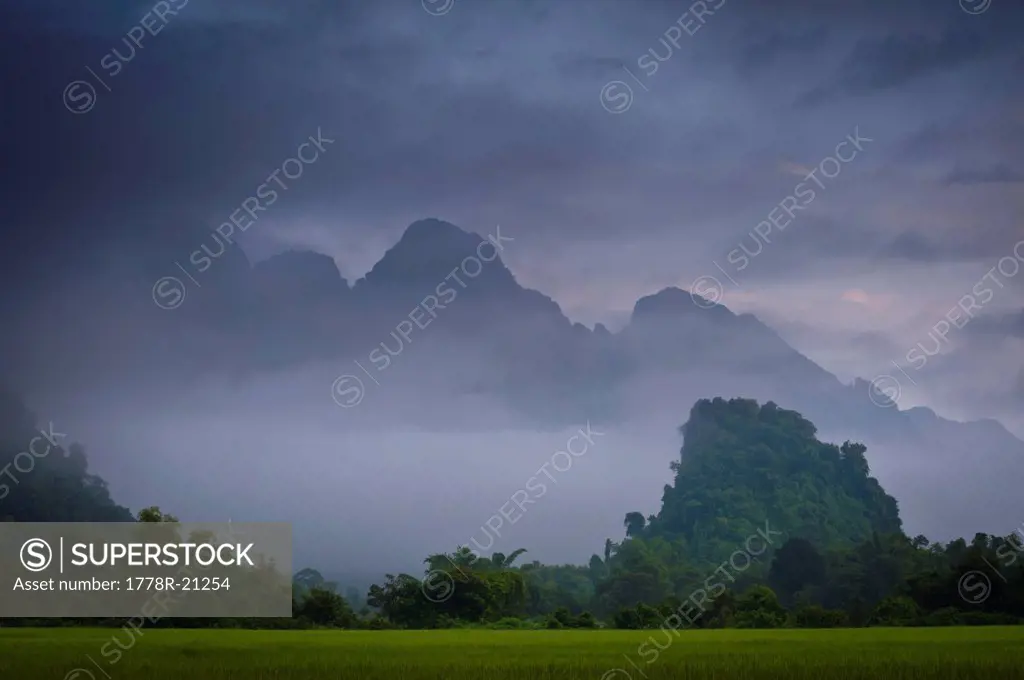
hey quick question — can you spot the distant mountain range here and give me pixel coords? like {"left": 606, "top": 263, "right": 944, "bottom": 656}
{"left": 2, "top": 217, "right": 1022, "bottom": 538}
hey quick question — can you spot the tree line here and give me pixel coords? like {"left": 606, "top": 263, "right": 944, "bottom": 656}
{"left": 2, "top": 391, "right": 1021, "bottom": 629}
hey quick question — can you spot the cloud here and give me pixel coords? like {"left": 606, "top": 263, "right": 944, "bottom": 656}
{"left": 840, "top": 29, "right": 989, "bottom": 92}
{"left": 969, "top": 309, "right": 1024, "bottom": 338}
{"left": 796, "top": 12, "right": 1024, "bottom": 107}
{"left": 0, "top": 0, "right": 1020, "bottom": 446}
{"left": 1013, "top": 369, "right": 1024, "bottom": 403}
{"left": 841, "top": 289, "right": 870, "bottom": 305}
{"left": 943, "top": 163, "right": 1024, "bottom": 186}
{"left": 737, "top": 26, "right": 830, "bottom": 73}
{"left": 883, "top": 232, "right": 954, "bottom": 263}
{"left": 778, "top": 161, "right": 814, "bottom": 177}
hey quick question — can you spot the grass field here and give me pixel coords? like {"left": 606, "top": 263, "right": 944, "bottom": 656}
{"left": 2, "top": 627, "right": 1023, "bottom": 679}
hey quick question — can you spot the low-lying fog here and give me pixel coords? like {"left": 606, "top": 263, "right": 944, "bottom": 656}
{"left": 31, "top": 363, "right": 679, "bottom": 576}
{"left": 27, "top": 361, "right": 1024, "bottom": 580}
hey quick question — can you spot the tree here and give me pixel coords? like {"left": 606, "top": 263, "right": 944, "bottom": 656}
{"left": 733, "top": 586, "right": 786, "bottom": 628}
{"left": 0, "top": 389, "right": 133, "bottom": 523}
{"left": 643, "top": 399, "right": 902, "bottom": 567}
{"left": 624, "top": 512, "right": 646, "bottom": 538}
{"left": 868, "top": 596, "right": 921, "bottom": 626}
{"left": 597, "top": 539, "right": 670, "bottom": 612}
{"left": 295, "top": 587, "right": 356, "bottom": 627}
{"left": 794, "top": 605, "right": 848, "bottom": 628}
{"left": 367, "top": 573, "right": 426, "bottom": 626}
{"left": 294, "top": 568, "right": 326, "bottom": 590}
{"left": 490, "top": 548, "right": 528, "bottom": 569}
{"left": 293, "top": 568, "right": 338, "bottom": 598}
{"left": 769, "top": 538, "right": 826, "bottom": 605}
{"left": 137, "top": 506, "right": 179, "bottom": 523}
{"left": 551, "top": 607, "right": 575, "bottom": 627}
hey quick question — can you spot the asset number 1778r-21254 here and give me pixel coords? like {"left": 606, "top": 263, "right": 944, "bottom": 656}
{"left": 125, "top": 576, "right": 230, "bottom": 591}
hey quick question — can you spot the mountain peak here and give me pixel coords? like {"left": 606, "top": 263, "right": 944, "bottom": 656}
{"left": 400, "top": 218, "right": 472, "bottom": 244}
{"left": 255, "top": 250, "right": 344, "bottom": 279}
{"left": 393, "top": 218, "right": 488, "bottom": 259}
{"left": 357, "top": 218, "right": 513, "bottom": 291}
{"left": 252, "top": 250, "right": 349, "bottom": 300}
{"left": 631, "top": 287, "right": 733, "bottom": 323}
{"left": 638, "top": 397, "right": 903, "bottom": 561}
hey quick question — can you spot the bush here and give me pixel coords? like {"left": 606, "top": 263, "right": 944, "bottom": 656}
{"left": 552, "top": 607, "right": 576, "bottom": 628}
{"left": 794, "top": 605, "right": 849, "bottom": 628}
{"left": 636, "top": 603, "right": 662, "bottom": 628}
{"left": 734, "top": 586, "right": 787, "bottom": 628}
{"left": 918, "top": 607, "right": 962, "bottom": 627}
{"left": 294, "top": 587, "right": 357, "bottom": 628}
{"left": 434, "top": 615, "right": 468, "bottom": 629}
{"left": 957, "top": 611, "right": 1022, "bottom": 626}
{"left": 612, "top": 608, "right": 641, "bottom": 629}
{"left": 361, "top": 615, "right": 396, "bottom": 630}
{"left": 488, "top": 617, "right": 533, "bottom": 629}
{"left": 867, "top": 596, "right": 921, "bottom": 627}
{"left": 734, "top": 609, "right": 787, "bottom": 628}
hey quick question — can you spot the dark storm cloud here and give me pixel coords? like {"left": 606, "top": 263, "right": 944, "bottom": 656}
{"left": 969, "top": 309, "right": 1024, "bottom": 338}
{"left": 839, "top": 29, "right": 989, "bottom": 93}
{"left": 884, "top": 231, "right": 948, "bottom": 263}
{"left": 0, "top": 6, "right": 1018, "bottom": 354}
{"left": 943, "top": 163, "right": 1024, "bottom": 185}
{"left": 737, "top": 26, "right": 831, "bottom": 74}
{"left": 877, "top": 230, "right": 1017, "bottom": 265}
{"left": 0, "top": 0, "right": 1017, "bottom": 321}
{"left": 2, "top": 0, "right": 1024, "bottom": 574}
{"left": 1, "top": 0, "right": 1018, "bottom": 267}
{"left": 793, "top": 1, "right": 1024, "bottom": 107}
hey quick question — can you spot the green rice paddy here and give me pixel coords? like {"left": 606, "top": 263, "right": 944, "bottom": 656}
{"left": 2, "top": 626, "right": 1022, "bottom": 679}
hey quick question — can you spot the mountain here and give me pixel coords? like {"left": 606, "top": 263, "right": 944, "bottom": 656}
{"left": 2, "top": 217, "right": 1022, "bottom": 539}
{"left": 637, "top": 397, "right": 902, "bottom": 563}
{"left": 0, "top": 388, "right": 133, "bottom": 522}
{"left": 594, "top": 397, "right": 908, "bottom": 614}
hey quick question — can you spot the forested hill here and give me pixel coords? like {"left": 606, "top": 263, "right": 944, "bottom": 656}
{"left": 627, "top": 398, "right": 903, "bottom": 563}
{"left": 0, "top": 388, "right": 132, "bottom": 522}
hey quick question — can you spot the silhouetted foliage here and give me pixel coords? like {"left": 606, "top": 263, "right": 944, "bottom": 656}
{"left": 7, "top": 393, "right": 1024, "bottom": 630}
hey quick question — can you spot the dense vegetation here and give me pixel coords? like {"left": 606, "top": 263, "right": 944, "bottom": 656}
{"left": 328, "top": 400, "right": 1023, "bottom": 630}
{"left": 2, "top": 392, "right": 1023, "bottom": 631}
{"left": 0, "top": 389, "right": 133, "bottom": 522}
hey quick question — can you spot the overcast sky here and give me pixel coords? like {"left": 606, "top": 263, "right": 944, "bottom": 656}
{"left": 1, "top": 0, "right": 1022, "bottom": 435}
